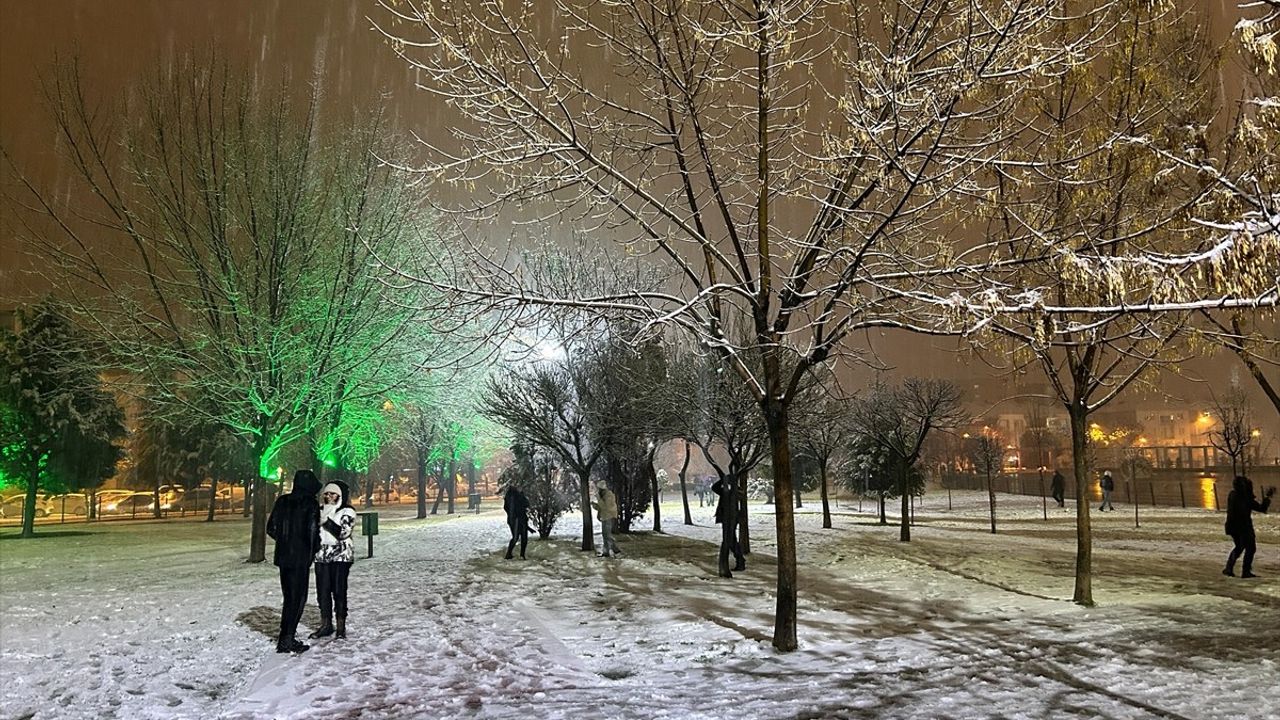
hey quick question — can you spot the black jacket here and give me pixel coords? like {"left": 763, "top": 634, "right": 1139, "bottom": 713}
{"left": 267, "top": 475, "right": 321, "bottom": 568}
{"left": 712, "top": 478, "right": 735, "bottom": 524}
{"left": 1225, "top": 478, "right": 1271, "bottom": 537}
{"left": 504, "top": 487, "right": 529, "bottom": 524}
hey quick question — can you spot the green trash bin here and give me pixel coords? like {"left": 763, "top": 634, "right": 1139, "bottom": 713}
{"left": 358, "top": 511, "right": 378, "bottom": 558}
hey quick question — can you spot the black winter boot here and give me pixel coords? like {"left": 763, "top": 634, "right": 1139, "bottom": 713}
{"left": 335, "top": 617, "right": 346, "bottom": 639}
{"left": 309, "top": 615, "right": 335, "bottom": 639}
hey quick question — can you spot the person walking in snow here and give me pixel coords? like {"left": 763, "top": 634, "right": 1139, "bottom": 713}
{"left": 1050, "top": 470, "right": 1066, "bottom": 508}
{"left": 504, "top": 483, "right": 530, "bottom": 560}
{"left": 266, "top": 469, "right": 321, "bottom": 653}
{"left": 1223, "top": 476, "right": 1275, "bottom": 578}
{"left": 1098, "top": 470, "right": 1115, "bottom": 511}
{"left": 311, "top": 480, "right": 357, "bottom": 640}
{"left": 592, "top": 481, "right": 621, "bottom": 557}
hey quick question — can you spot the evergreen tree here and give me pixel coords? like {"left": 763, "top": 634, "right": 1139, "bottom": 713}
{"left": 0, "top": 303, "right": 125, "bottom": 537}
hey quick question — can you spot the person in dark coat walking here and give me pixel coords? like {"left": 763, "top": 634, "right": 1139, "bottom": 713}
{"left": 1223, "top": 475, "right": 1275, "bottom": 578}
{"left": 504, "top": 484, "right": 530, "bottom": 560}
{"left": 266, "top": 469, "right": 321, "bottom": 653}
{"left": 1098, "top": 470, "right": 1115, "bottom": 511}
{"left": 311, "top": 480, "right": 356, "bottom": 640}
{"left": 1050, "top": 470, "right": 1066, "bottom": 508}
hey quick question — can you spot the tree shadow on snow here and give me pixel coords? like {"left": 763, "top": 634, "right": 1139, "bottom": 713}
{"left": 0, "top": 530, "right": 97, "bottom": 540}
{"left": 236, "top": 605, "right": 323, "bottom": 638}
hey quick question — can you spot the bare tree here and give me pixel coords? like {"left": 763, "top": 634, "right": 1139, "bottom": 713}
{"left": 849, "top": 379, "right": 965, "bottom": 541}
{"left": 484, "top": 354, "right": 606, "bottom": 552}
{"left": 957, "top": 2, "right": 1274, "bottom": 605}
{"left": 6, "top": 58, "right": 439, "bottom": 562}
{"left": 791, "top": 372, "right": 852, "bottom": 530}
{"left": 668, "top": 346, "right": 770, "bottom": 575}
{"left": 1209, "top": 385, "right": 1256, "bottom": 476}
{"left": 371, "top": 0, "right": 1278, "bottom": 650}
{"left": 964, "top": 430, "right": 1003, "bottom": 534}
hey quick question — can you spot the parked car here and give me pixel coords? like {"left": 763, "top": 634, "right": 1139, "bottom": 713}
{"left": 171, "top": 488, "right": 231, "bottom": 513}
{"left": 44, "top": 493, "right": 91, "bottom": 515}
{"left": 0, "top": 493, "right": 55, "bottom": 519}
{"left": 102, "top": 492, "right": 157, "bottom": 515}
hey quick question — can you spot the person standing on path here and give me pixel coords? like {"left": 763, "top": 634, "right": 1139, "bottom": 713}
{"left": 311, "top": 480, "right": 356, "bottom": 640}
{"left": 504, "top": 483, "right": 530, "bottom": 560}
{"left": 592, "top": 481, "right": 621, "bottom": 557}
{"left": 1099, "top": 470, "right": 1115, "bottom": 511}
{"left": 266, "top": 469, "right": 321, "bottom": 654}
{"left": 1050, "top": 470, "right": 1066, "bottom": 508}
{"left": 1223, "top": 476, "right": 1275, "bottom": 578}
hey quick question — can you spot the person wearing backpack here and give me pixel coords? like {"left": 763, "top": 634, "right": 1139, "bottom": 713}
{"left": 1098, "top": 470, "right": 1115, "bottom": 512}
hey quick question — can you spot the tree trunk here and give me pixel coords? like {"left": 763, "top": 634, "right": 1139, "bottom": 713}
{"left": 899, "top": 460, "right": 911, "bottom": 542}
{"left": 679, "top": 440, "right": 693, "bottom": 526}
{"left": 446, "top": 457, "right": 457, "bottom": 514}
{"left": 762, "top": 396, "right": 798, "bottom": 653}
{"left": 578, "top": 467, "right": 595, "bottom": 552}
{"left": 20, "top": 471, "right": 39, "bottom": 538}
{"left": 737, "top": 471, "right": 751, "bottom": 555}
{"left": 649, "top": 448, "right": 662, "bottom": 533}
{"left": 205, "top": 477, "right": 218, "bottom": 522}
{"left": 819, "top": 460, "right": 832, "bottom": 529}
{"left": 986, "top": 468, "right": 997, "bottom": 534}
{"left": 879, "top": 494, "right": 886, "bottom": 525}
{"left": 416, "top": 452, "right": 429, "bottom": 519}
{"left": 249, "top": 476, "right": 269, "bottom": 563}
{"left": 1070, "top": 406, "right": 1094, "bottom": 605}
{"left": 248, "top": 434, "right": 271, "bottom": 563}
{"left": 795, "top": 487, "right": 802, "bottom": 508}
{"left": 430, "top": 473, "right": 444, "bottom": 515}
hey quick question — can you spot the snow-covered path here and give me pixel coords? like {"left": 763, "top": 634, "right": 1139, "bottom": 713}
{"left": 2, "top": 492, "right": 1277, "bottom": 719}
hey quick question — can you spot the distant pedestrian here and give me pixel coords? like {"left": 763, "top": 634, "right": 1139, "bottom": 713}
{"left": 592, "top": 481, "right": 621, "bottom": 557}
{"left": 1223, "top": 476, "right": 1275, "bottom": 578}
{"left": 311, "top": 481, "right": 356, "bottom": 640}
{"left": 504, "top": 484, "right": 530, "bottom": 560}
{"left": 266, "top": 469, "right": 321, "bottom": 654}
{"left": 1098, "top": 471, "right": 1115, "bottom": 511}
{"left": 695, "top": 478, "right": 708, "bottom": 507}
{"left": 1050, "top": 470, "right": 1066, "bottom": 508}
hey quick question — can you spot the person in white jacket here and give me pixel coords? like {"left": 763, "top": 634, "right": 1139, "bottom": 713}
{"left": 591, "top": 481, "right": 621, "bottom": 558}
{"left": 311, "top": 480, "right": 357, "bottom": 639}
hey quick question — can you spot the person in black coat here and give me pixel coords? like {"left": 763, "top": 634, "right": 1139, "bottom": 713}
{"left": 1223, "top": 475, "right": 1275, "bottom": 578}
{"left": 504, "top": 484, "right": 530, "bottom": 560}
{"left": 711, "top": 476, "right": 745, "bottom": 577}
{"left": 1050, "top": 470, "right": 1066, "bottom": 508}
{"left": 266, "top": 469, "right": 321, "bottom": 653}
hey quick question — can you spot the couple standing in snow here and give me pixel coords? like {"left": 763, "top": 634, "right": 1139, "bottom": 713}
{"left": 266, "top": 470, "right": 358, "bottom": 654}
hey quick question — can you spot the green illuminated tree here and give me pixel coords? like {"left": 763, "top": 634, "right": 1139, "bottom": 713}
{"left": 11, "top": 58, "right": 435, "bottom": 561}
{"left": 0, "top": 302, "right": 126, "bottom": 537}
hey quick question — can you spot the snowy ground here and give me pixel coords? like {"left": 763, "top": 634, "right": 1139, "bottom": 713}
{"left": 1, "top": 491, "right": 1276, "bottom": 720}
